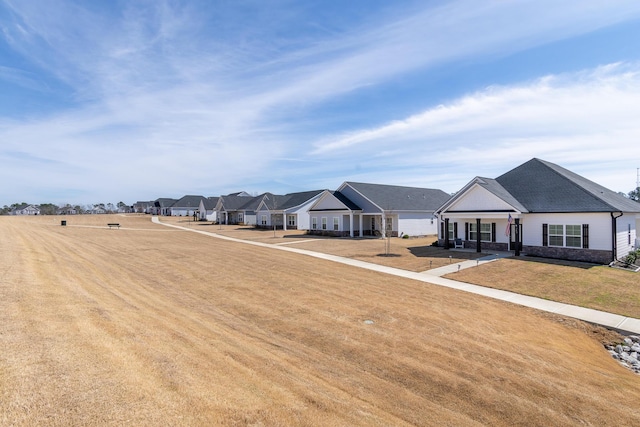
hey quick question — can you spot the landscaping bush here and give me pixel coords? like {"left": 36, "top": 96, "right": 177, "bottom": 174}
{"left": 623, "top": 249, "right": 640, "bottom": 265}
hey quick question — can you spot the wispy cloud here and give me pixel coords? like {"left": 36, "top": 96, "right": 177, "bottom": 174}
{"left": 1, "top": 1, "right": 640, "bottom": 203}
{"left": 309, "top": 62, "right": 640, "bottom": 191}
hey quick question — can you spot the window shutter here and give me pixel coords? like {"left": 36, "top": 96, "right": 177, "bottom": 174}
{"left": 491, "top": 223, "right": 496, "bottom": 242}
{"left": 582, "top": 224, "right": 589, "bottom": 249}
{"left": 542, "top": 224, "right": 548, "bottom": 247}
{"left": 454, "top": 222, "right": 458, "bottom": 239}
{"left": 465, "top": 222, "right": 469, "bottom": 240}
{"left": 440, "top": 221, "right": 445, "bottom": 239}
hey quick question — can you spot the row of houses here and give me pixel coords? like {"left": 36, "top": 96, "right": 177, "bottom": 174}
{"left": 136, "top": 158, "right": 640, "bottom": 265}
{"left": 8, "top": 204, "right": 123, "bottom": 215}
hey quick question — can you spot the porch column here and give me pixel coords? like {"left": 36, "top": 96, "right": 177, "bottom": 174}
{"left": 359, "top": 214, "right": 363, "bottom": 237}
{"left": 381, "top": 213, "right": 387, "bottom": 238}
{"left": 514, "top": 218, "right": 520, "bottom": 256}
{"left": 283, "top": 213, "right": 287, "bottom": 231}
{"left": 444, "top": 218, "right": 450, "bottom": 249}
{"left": 349, "top": 212, "right": 354, "bottom": 237}
{"left": 476, "top": 218, "right": 482, "bottom": 253}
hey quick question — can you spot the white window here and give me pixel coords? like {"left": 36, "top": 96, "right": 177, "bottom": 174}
{"left": 312, "top": 217, "right": 317, "bottom": 230}
{"left": 448, "top": 222, "right": 455, "bottom": 240}
{"left": 565, "top": 225, "right": 582, "bottom": 248}
{"left": 238, "top": 213, "right": 244, "bottom": 223}
{"left": 549, "top": 224, "right": 564, "bottom": 247}
{"left": 322, "top": 217, "right": 327, "bottom": 230}
{"left": 469, "top": 223, "right": 491, "bottom": 242}
{"left": 261, "top": 215, "right": 267, "bottom": 225}
{"left": 287, "top": 215, "right": 296, "bottom": 227}
{"left": 333, "top": 217, "right": 339, "bottom": 231}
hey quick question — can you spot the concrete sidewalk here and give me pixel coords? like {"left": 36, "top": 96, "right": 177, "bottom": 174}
{"left": 152, "top": 217, "right": 640, "bottom": 335}
{"left": 423, "top": 252, "right": 511, "bottom": 276}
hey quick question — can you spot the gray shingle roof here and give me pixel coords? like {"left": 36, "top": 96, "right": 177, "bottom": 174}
{"left": 201, "top": 197, "right": 219, "bottom": 210}
{"left": 280, "top": 190, "right": 325, "bottom": 209}
{"left": 219, "top": 195, "right": 255, "bottom": 210}
{"left": 332, "top": 191, "right": 362, "bottom": 210}
{"left": 344, "top": 182, "right": 451, "bottom": 211}
{"left": 496, "top": 158, "right": 640, "bottom": 213}
{"left": 154, "top": 198, "right": 178, "bottom": 208}
{"left": 173, "top": 195, "right": 205, "bottom": 208}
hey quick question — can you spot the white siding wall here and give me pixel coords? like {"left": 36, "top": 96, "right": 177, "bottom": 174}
{"left": 522, "top": 213, "right": 611, "bottom": 250}
{"left": 286, "top": 196, "right": 322, "bottom": 230}
{"left": 616, "top": 214, "right": 638, "bottom": 259}
{"left": 398, "top": 212, "right": 438, "bottom": 236}
{"left": 449, "top": 185, "right": 514, "bottom": 211}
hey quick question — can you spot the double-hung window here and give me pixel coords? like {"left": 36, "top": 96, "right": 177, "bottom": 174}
{"left": 469, "top": 223, "right": 491, "bottom": 241}
{"left": 311, "top": 217, "right": 317, "bottom": 230}
{"left": 287, "top": 215, "right": 296, "bottom": 227}
{"left": 333, "top": 217, "right": 339, "bottom": 231}
{"left": 321, "top": 217, "right": 327, "bottom": 230}
{"left": 565, "top": 225, "right": 582, "bottom": 248}
{"left": 548, "top": 224, "right": 564, "bottom": 246}
{"left": 548, "top": 224, "right": 581, "bottom": 247}
{"left": 261, "top": 215, "right": 267, "bottom": 226}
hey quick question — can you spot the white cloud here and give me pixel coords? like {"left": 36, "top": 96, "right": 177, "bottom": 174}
{"left": 2, "top": 1, "right": 640, "bottom": 203}
{"left": 307, "top": 63, "right": 640, "bottom": 192}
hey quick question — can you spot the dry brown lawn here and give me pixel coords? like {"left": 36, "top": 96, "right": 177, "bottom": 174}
{"left": 444, "top": 257, "right": 640, "bottom": 319}
{"left": 2, "top": 214, "right": 640, "bottom": 426}
{"left": 170, "top": 217, "right": 485, "bottom": 272}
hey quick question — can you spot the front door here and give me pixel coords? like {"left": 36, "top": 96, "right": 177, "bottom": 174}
{"left": 509, "top": 224, "right": 523, "bottom": 251}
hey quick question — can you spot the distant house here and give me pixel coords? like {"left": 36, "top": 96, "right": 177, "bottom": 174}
{"left": 11, "top": 204, "right": 40, "bottom": 215}
{"left": 133, "top": 201, "right": 154, "bottom": 214}
{"left": 336, "top": 182, "right": 451, "bottom": 237}
{"left": 255, "top": 190, "right": 325, "bottom": 230}
{"left": 198, "top": 197, "right": 219, "bottom": 221}
{"left": 153, "top": 198, "right": 178, "bottom": 216}
{"left": 170, "top": 195, "right": 205, "bottom": 217}
{"left": 215, "top": 192, "right": 255, "bottom": 225}
{"left": 436, "top": 158, "right": 640, "bottom": 264}
{"left": 58, "top": 206, "right": 77, "bottom": 215}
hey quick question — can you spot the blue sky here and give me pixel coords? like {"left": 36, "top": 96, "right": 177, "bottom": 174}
{"left": 1, "top": 0, "right": 640, "bottom": 206}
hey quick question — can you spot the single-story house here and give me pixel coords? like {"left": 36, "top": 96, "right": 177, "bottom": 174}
{"left": 133, "top": 201, "right": 153, "bottom": 214}
{"left": 216, "top": 192, "right": 256, "bottom": 225}
{"left": 11, "top": 204, "right": 40, "bottom": 215}
{"left": 436, "top": 158, "right": 640, "bottom": 264}
{"left": 170, "top": 195, "right": 205, "bottom": 217}
{"left": 307, "top": 190, "right": 363, "bottom": 237}
{"left": 255, "top": 190, "right": 325, "bottom": 230}
{"left": 336, "top": 182, "right": 451, "bottom": 237}
{"left": 152, "top": 198, "right": 178, "bottom": 216}
{"left": 58, "top": 205, "right": 77, "bottom": 215}
{"left": 198, "top": 197, "right": 219, "bottom": 221}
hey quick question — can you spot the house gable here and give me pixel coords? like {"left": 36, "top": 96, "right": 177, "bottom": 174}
{"left": 309, "top": 191, "right": 360, "bottom": 212}
{"left": 446, "top": 182, "right": 520, "bottom": 213}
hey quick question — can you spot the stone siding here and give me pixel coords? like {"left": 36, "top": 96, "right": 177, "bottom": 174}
{"left": 523, "top": 246, "right": 613, "bottom": 265}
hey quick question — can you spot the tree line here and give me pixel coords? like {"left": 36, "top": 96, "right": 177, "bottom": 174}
{"left": 2, "top": 186, "right": 638, "bottom": 216}
{"left": 0, "top": 202, "right": 131, "bottom": 215}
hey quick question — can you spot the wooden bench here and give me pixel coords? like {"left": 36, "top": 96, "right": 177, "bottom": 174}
{"left": 107, "top": 223, "right": 120, "bottom": 229}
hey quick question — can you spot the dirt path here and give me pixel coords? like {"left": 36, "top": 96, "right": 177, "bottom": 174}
{"left": 2, "top": 215, "right": 640, "bottom": 425}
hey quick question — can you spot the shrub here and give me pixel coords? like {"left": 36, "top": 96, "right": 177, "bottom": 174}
{"left": 623, "top": 249, "right": 640, "bottom": 265}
